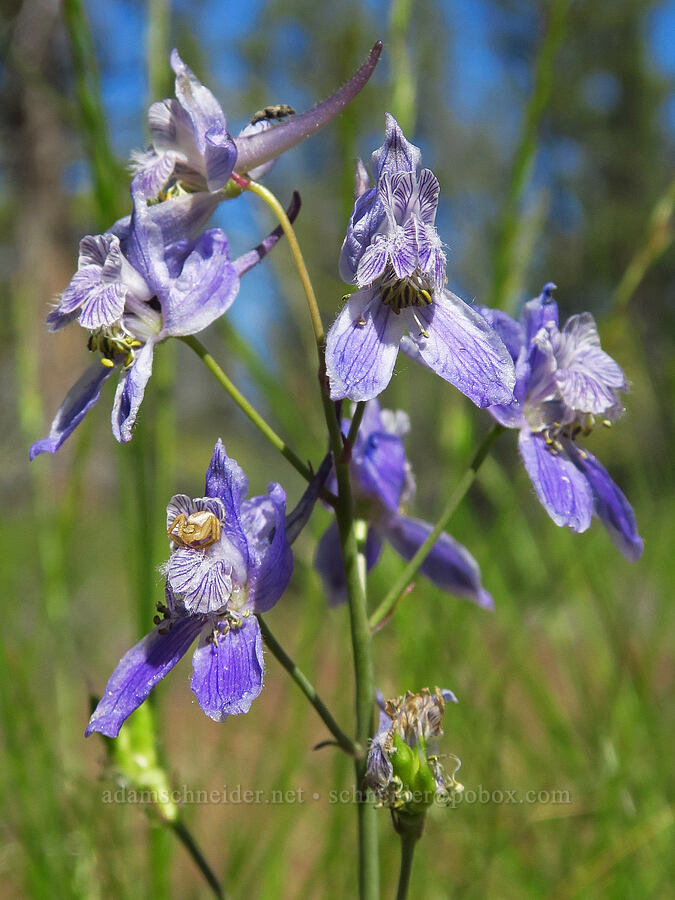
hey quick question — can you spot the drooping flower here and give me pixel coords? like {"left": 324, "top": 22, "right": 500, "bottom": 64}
{"left": 30, "top": 190, "right": 299, "bottom": 458}
{"left": 132, "top": 44, "right": 382, "bottom": 199}
{"left": 86, "top": 440, "right": 292, "bottom": 737}
{"left": 478, "top": 283, "right": 643, "bottom": 559}
{"left": 314, "top": 401, "right": 494, "bottom": 609}
{"left": 324, "top": 114, "right": 516, "bottom": 406}
{"left": 365, "top": 687, "right": 462, "bottom": 813}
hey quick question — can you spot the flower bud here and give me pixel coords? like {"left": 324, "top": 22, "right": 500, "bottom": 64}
{"left": 365, "top": 686, "right": 462, "bottom": 816}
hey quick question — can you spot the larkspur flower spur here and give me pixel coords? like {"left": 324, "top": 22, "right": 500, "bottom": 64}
{"left": 314, "top": 401, "right": 494, "bottom": 608}
{"left": 324, "top": 114, "right": 516, "bottom": 406}
{"left": 86, "top": 440, "right": 292, "bottom": 737}
{"left": 132, "top": 44, "right": 382, "bottom": 199}
{"left": 30, "top": 190, "right": 299, "bottom": 458}
{"left": 478, "top": 283, "right": 643, "bottom": 559}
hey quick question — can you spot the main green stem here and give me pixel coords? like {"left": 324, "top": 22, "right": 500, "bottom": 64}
{"left": 395, "top": 829, "right": 419, "bottom": 900}
{"left": 369, "top": 424, "right": 505, "bottom": 631}
{"left": 240, "top": 178, "right": 379, "bottom": 899}
{"left": 258, "top": 616, "right": 359, "bottom": 756}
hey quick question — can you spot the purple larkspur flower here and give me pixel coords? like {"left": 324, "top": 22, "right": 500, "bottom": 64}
{"left": 478, "top": 283, "right": 643, "bottom": 560}
{"left": 132, "top": 44, "right": 382, "bottom": 199}
{"left": 365, "top": 687, "right": 462, "bottom": 811}
{"left": 314, "top": 401, "right": 494, "bottom": 609}
{"left": 324, "top": 115, "right": 516, "bottom": 406}
{"left": 30, "top": 190, "right": 300, "bottom": 458}
{"left": 86, "top": 440, "right": 292, "bottom": 737}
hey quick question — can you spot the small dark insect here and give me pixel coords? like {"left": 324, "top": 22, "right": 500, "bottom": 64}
{"left": 250, "top": 104, "right": 296, "bottom": 125}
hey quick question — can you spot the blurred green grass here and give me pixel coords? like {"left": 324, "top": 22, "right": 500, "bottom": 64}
{"left": 2, "top": 0, "right": 673, "bottom": 897}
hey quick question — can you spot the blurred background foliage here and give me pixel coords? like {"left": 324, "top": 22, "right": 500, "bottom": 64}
{"left": 1, "top": 0, "right": 673, "bottom": 897}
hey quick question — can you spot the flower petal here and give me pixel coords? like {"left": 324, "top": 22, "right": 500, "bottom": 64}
{"left": 408, "top": 289, "right": 516, "bottom": 407}
{"left": 165, "top": 545, "right": 237, "bottom": 614}
{"left": 161, "top": 229, "right": 239, "bottom": 337}
{"left": 130, "top": 148, "right": 179, "bottom": 199}
{"left": 416, "top": 221, "right": 446, "bottom": 290}
{"left": 378, "top": 513, "right": 494, "bottom": 609}
{"left": 190, "top": 615, "right": 264, "bottom": 721}
{"left": 518, "top": 429, "right": 593, "bottom": 532}
{"left": 390, "top": 171, "right": 418, "bottom": 222}
{"left": 30, "top": 361, "right": 113, "bottom": 459}
{"left": 166, "top": 495, "right": 225, "bottom": 533}
{"left": 78, "top": 283, "right": 127, "bottom": 331}
{"left": 325, "top": 290, "right": 405, "bottom": 401}
{"left": 147, "top": 98, "right": 191, "bottom": 154}
{"left": 241, "top": 483, "right": 293, "bottom": 613}
{"left": 554, "top": 313, "right": 626, "bottom": 414}
{"left": 85, "top": 616, "right": 204, "bottom": 738}
{"left": 355, "top": 235, "right": 390, "bottom": 287}
{"left": 415, "top": 168, "right": 440, "bottom": 224}
{"left": 569, "top": 446, "right": 643, "bottom": 560}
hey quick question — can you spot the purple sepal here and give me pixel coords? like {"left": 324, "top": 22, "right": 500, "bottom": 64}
{"left": 233, "top": 42, "right": 382, "bottom": 176}
{"left": 161, "top": 229, "right": 239, "bottom": 337}
{"left": 325, "top": 289, "right": 405, "bottom": 401}
{"left": 204, "top": 439, "right": 250, "bottom": 565}
{"left": 241, "top": 483, "right": 293, "bottom": 613}
{"left": 315, "top": 521, "right": 347, "bottom": 606}
{"left": 339, "top": 114, "right": 422, "bottom": 284}
{"left": 569, "top": 446, "right": 643, "bottom": 560}
{"left": 475, "top": 305, "right": 524, "bottom": 363}
{"left": 372, "top": 113, "right": 422, "bottom": 181}
{"left": 190, "top": 615, "right": 264, "bottom": 721}
{"left": 379, "top": 513, "right": 494, "bottom": 609}
{"left": 352, "top": 404, "right": 407, "bottom": 512}
{"left": 111, "top": 340, "right": 156, "bottom": 443}
{"left": 518, "top": 429, "right": 593, "bottom": 532}
{"left": 144, "top": 191, "right": 223, "bottom": 247}
{"left": 407, "top": 290, "right": 516, "bottom": 408}
{"left": 29, "top": 361, "right": 113, "bottom": 459}
{"left": 170, "top": 50, "right": 238, "bottom": 192}
{"left": 314, "top": 521, "right": 383, "bottom": 607}
{"left": 85, "top": 615, "right": 204, "bottom": 738}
